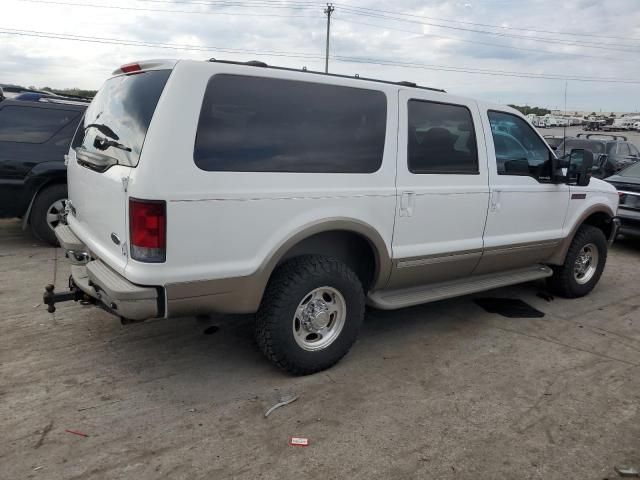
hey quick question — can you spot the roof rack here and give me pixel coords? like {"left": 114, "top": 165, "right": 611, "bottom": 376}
{"left": 208, "top": 59, "right": 446, "bottom": 93}
{"left": 577, "top": 133, "right": 627, "bottom": 141}
{"left": 37, "top": 96, "right": 91, "bottom": 106}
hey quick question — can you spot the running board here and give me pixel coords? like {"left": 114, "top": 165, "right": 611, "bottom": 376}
{"left": 368, "top": 265, "right": 553, "bottom": 310}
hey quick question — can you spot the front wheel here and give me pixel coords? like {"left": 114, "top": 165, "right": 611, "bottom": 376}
{"left": 255, "top": 255, "right": 365, "bottom": 375}
{"left": 547, "top": 225, "right": 608, "bottom": 298}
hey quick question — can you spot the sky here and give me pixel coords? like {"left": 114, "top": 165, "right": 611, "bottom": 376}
{"left": 2, "top": 0, "right": 639, "bottom": 112}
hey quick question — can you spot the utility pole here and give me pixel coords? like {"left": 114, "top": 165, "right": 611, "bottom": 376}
{"left": 324, "top": 3, "right": 334, "bottom": 73}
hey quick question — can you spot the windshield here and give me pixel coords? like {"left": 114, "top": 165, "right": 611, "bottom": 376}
{"left": 619, "top": 162, "right": 640, "bottom": 177}
{"left": 72, "top": 69, "right": 170, "bottom": 169}
{"left": 555, "top": 139, "right": 605, "bottom": 156}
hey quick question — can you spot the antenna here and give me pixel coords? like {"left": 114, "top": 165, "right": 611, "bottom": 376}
{"left": 562, "top": 80, "right": 568, "bottom": 158}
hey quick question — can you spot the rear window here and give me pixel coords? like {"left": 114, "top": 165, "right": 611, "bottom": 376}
{"left": 194, "top": 75, "right": 387, "bottom": 173}
{"left": 73, "top": 69, "right": 170, "bottom": 168}
{"left": 619, "top": 162, "right": 640, "bottom": 177}
{"left": 0, "top": 105, "right": 79, "bottom": 143}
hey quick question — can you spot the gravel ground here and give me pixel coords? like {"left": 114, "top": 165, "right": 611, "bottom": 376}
{"left": 1, "top": 218, "right": 639, "bottom": 480}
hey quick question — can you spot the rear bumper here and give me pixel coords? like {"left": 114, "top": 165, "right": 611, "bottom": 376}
{"left": 55, "top": 225, "right": 160, "bottom": 320}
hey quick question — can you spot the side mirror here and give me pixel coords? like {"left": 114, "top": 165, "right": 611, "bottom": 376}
{"left": 567, "top": 148, "right": 593, "bottom": 186}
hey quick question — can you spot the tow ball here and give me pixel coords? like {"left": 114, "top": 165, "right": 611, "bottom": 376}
{"left": 43, "top": 284, "right": 85, "bottom": 313}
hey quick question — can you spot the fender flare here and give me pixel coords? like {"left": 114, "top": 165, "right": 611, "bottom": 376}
{"left": 547, "top": 205, "right": 615, "bottom": 265}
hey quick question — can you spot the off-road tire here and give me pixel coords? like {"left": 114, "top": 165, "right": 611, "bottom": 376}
{"left": 30, "top": 184, "right": 68, "bottom": 246}
{"left": 256, "top": 255, "right": 365, "bottom": 375}
{"left": 547, "top": 225, "right": 607, "bottom": 298}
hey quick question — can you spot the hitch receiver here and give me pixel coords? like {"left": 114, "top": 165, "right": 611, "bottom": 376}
{"left": 43, "top": 284, "right": 84, "bottom": 313}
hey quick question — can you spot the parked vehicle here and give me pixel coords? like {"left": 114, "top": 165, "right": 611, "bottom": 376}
{"left": 0, "top": 98, "right": 87, "bottom": 245}
{"left": 555, "top": 134, "right": 640, "bottom": 178}
{"left": 584, "top": 120, "right": 601, "bottom": 131}
{"left": 605, "top": 162, "right": 640, "bottom": 237}
{"left": 46, "top": 59, "right": 620, "bottom": 374}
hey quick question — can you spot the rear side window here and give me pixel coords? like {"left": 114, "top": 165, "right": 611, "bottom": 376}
{"left": 0, "top": 105, "right": 78, "bottom": 143}
{"left": 194, "top": 75, "right": 387, "bottom": 173}
{"left": 407, "top": 100, "right": 478, "bottom": 174}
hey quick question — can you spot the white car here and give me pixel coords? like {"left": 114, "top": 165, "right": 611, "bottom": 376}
{"left": 47, "top": 59, "right": 620, "bottom": 374}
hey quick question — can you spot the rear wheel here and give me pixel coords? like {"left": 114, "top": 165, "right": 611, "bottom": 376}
{"left": 547, "top": 225, "right": 607, "bottom": 298}
{"left": 30, "top": 184, "right": 68, "bottom": 246}
{"left": 256, "top": 255, "right": 365, "bottom": 375}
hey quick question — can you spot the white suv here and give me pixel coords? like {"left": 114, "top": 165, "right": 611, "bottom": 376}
{"left": 47, "top": 59, "right": 620, "bottom": 374}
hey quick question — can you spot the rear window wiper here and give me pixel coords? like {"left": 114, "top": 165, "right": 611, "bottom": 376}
{"left": 93, "top": 135, "right": 132, "bottom": 152}
{"left": 84, "top": 123, "right": 120, "bottom": 140}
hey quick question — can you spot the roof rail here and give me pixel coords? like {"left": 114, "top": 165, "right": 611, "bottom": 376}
{"left": 577, "top": 133, "right": 627, "bottom": 141}
{"left": 207, "top": 58, "right": 446, "bottom": 93}
{"left": 38, "top": 97, "right": 91, "bottom": 106}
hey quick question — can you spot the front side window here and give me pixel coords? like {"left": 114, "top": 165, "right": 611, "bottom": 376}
{"left": 0, "top": 105, "right": 78, "bottom": 143}
{"left": 630, "top": 143, "right": 639, "bottom": 156}
{"left": 407, "top": 100, "right": 478, "bottom": 174}
{"left": 488, "top": 111, "right": 553, "bottom": 181}
{"left": 194, "top": 75, "right": 387, "bottom": 173}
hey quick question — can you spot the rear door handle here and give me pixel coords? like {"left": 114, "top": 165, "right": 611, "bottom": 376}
{"left": 490, "top": 190, "right": 501, "bottom": 212}
{"left": 400, "top": 192, "right": 414, "bottom": 217}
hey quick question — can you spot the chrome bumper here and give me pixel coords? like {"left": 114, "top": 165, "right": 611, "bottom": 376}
{"left": 54, "top": 225, "right": 159, "bottom": 320}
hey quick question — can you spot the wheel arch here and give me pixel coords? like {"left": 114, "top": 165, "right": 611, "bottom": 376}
{"left": 261, "top": 218, "right": 392, "bottom": 294}
{"left": 21, "top": 176, "right": 68, "bottom": 230}
{"left": 547, "top": 205, "right": 615, "bottom": 265}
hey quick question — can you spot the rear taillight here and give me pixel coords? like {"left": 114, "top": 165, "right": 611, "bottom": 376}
{"left": 129, "top": 198, "right": 166, "bottom": 263}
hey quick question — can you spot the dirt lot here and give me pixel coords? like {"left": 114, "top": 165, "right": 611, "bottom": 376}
{"left": 1, "top": 218, "right": 639, "bottom": 480}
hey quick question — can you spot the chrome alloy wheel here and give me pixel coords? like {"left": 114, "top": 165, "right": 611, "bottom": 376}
{"left": 46, "top": 199, "right": 67, "bottom": 231}
{"left": 574, "top": 243, "right": 599, "bottom": 285}
{"left": 293, "top": 286, "right": 346, "bottom": 351}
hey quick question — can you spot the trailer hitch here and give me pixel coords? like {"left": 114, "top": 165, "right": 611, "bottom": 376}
{"left": 43, "top": 283, "right": 85, "bottom": 313}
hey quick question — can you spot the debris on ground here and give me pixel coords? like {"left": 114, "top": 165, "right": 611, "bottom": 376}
{"left": 536, "top": 292, "right": 554, "bottom": 302}
{"left": 474, "top": 298, "right": 545, "bottom": 318}
{"left": 264, "top": 394, "right": 299, "bottom": 418}
{"left": 615, "top": 465, "right": 640, "bottom": 477}
{"left": 33, "top": 466, "right": 43, "bottom": 471}
{"left": 64, "top": 429, "right": 88, "bottom": 438}
{"left": 289, "top": 437, "right": 309, "bottom": 447}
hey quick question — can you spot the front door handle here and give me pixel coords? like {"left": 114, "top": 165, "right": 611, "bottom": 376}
{"left": 400, "top": 192, "right": 415, "bottom": 217}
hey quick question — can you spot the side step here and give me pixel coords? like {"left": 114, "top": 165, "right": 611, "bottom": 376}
{"left": 368, "top": 265, "right": 553, "bottom": 310}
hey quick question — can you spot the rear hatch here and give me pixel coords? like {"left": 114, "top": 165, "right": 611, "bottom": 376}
{"left": 67, "top": 63, "right": 173, "bottom": 274}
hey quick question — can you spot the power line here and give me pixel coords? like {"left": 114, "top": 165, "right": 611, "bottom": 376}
{"left": 333, "top": 2, "right": 640, "bottom": 43}
{"left": 335, "top": 7, "right": 640, "bottom": 53}
{"left": 0, "top": 28, "right": 324, "bottom": 59}
{"left": 334, "top": 17, "right": 631, "bottom": 63}
{"left": 14, "top": 0, "right": 640, "bottom": 53}
{"left": 14, "top": 0, "right": 322, "bottom": 18}
{"left": 2, "top": 27, "right": 640, "bottom": 84}
{"left": 331, "top": 55, "right": 640, "bottom": 84}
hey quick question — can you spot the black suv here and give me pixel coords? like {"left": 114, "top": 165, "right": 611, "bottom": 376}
{"left": 0, "top": 98, "right": 86, "bottom": 245}
{"left": 555, "top": 134, "right": 640, "bottom": 178}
